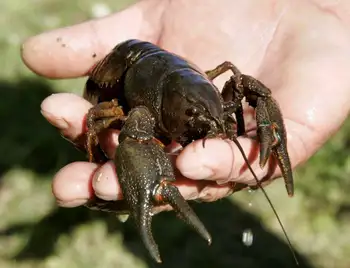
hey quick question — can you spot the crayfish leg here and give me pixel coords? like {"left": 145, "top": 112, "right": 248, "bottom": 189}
{"left": 205, "top": 62, "right": 246, "bottom": 136}
{"left": 85, "top": 99, "right": 126, "bottom": 162}
{"left": 205, "top": 61, "right": 242, "bottom": 81}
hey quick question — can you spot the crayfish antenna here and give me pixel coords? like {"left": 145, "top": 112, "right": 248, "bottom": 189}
{"left": 231, "top": 136, "right": 299, "bottom": 266}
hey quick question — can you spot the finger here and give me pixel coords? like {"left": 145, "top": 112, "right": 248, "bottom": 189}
{"left": 91, "top": 161, "right": 123, "bottom": 200}
{"left": 91, "top": 162, "right": 234, "bottom": 207}
{"left": 41, "top": 92, "right": 119, "bottom": 154}
{"left": 53, "top": 158, "right": 234, "bottom": 211}
{"left": 173, "top": 177, "right": 234, "bottom": 202}
{"left": 52, "top": 161, "right": 124, "bottom": 208}
{"left": 52, "top": 161, "right": 98, "bottom": 207}
{"left": 92, "top": 159, "right": 235, "bottom": 203}
{"left": 41, "top": 93, "right": 92, "bottom": 140}
{"left": 90, "top": 161, "right": 205, "bottom": 202}
{"left": 176, "top": 137, "right": 274, "bottom": 186}
{"left": 21, "top": 0, "right": 167, "bottom": 78}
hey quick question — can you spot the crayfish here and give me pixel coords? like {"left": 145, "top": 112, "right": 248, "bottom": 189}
{"left": 79, "top": 39, "right": 297, "bottom": 264}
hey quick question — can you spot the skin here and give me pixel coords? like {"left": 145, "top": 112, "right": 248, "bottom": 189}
{"left": 21, "top": 0, "right": 350, "bottom": 209}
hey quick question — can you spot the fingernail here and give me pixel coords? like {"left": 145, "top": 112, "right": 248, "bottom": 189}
{"left": 41, "top": 108, "right": 69, "bottom": 129}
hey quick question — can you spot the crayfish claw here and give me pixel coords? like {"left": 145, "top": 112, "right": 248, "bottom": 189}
{"left": 115, "top": 135, "right": 164, "bottom": 263}
{"left": 256, "top": 97, "right": 294, "bottom": 197}
{"left": 154, "top": 181, "right": 212, "bottom": 245}
{"left": 113, "top": 106, "right": 211, "bottom": 262}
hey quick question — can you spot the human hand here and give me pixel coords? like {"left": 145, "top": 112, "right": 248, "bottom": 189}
{"left": 21, "top": 0, "right": 350, "bottom": 209}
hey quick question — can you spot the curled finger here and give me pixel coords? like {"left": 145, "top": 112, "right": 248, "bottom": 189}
{"left": 52, "top": 160, "right": 123, "bottom": 208}
{"left": 41, "top": 93, "right": 92, "bottom": 141}
{"left": 52, "top": 161, "right": 98, "bottom": 207}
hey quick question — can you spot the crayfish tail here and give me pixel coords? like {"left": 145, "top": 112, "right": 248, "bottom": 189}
{"left": 159, "top": 182, "right": 212, "bottom": 245}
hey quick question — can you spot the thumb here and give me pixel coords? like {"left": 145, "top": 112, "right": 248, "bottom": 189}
{"left": 176, "top": 137, "right": 281, "bottom": 186}
{"left": 21, "top": 0, "right": 166, "bottom": 78}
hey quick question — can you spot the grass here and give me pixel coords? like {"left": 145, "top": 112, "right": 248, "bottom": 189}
{"left": 0, "top": 1, "right": 349, "bottom": 267}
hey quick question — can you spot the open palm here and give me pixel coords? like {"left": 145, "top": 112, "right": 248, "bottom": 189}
{"left": 21, "top": 0, "right": 350, "bottom": 208}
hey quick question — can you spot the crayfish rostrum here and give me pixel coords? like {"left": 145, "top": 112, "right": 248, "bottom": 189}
{"left": 80, "top": 39, "right": 295, "bottom": 263}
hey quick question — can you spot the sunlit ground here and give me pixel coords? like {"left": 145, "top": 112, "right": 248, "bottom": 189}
{"left": 0, "top": 1, "right": 349, "bottom": 267}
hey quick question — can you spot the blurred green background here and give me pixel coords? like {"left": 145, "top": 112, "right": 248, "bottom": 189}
{"left": 0, "top": 1, "right": 349, "bottom": 267}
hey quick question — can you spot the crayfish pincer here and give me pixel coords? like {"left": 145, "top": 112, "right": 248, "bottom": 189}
{"left": 81, "top": 39, "right": 297, "bottom": 263}
{"left": 115, "top": 106, "right": 211, "bottom": 263}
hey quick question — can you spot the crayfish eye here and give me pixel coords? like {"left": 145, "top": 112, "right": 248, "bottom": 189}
{"left": 185, "top": 107, "right": 199, "bottom": 117}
